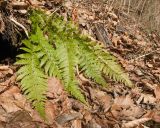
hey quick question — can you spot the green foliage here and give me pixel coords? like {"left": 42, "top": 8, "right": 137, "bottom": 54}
{"left": 15, "top": 38, "right": 47, "bottom": 117}
{"left": 16, "top": 9, "right": 133, "bottom": 117}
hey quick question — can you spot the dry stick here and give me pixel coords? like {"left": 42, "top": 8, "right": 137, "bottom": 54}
{"left": 49, "top": 5, "right": 62, "bottom": 16}
{"left": 130, "top": 49, "right": 160, "bottom": 61}
{"left": 9, "top": 16, "right": 29, "bottom": 37}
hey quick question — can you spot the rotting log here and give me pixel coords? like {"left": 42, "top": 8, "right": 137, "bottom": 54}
{"left": 0, "top": 1, "right": 29, "bottom": 61}
{"left": 0, "top": 1, "right": 29, "bottom": 47}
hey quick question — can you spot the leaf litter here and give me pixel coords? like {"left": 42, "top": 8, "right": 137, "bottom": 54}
{"left": 0, "top": 0, "right": 160, "bottom": 127}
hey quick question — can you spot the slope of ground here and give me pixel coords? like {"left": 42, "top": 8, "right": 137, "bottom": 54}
{"left": 0, "top": 0, "right": 160, "bottom": 128}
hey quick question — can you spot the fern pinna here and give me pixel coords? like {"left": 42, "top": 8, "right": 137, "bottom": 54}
{"left": 16, "top": 10, "right": 133, "bottom": 117}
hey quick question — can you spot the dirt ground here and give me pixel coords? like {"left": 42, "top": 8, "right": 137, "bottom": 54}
{"left": 0, "top": 0, "right": 160, "bottom": 128}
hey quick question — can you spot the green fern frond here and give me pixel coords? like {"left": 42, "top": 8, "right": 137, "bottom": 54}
{"left": 91, "top": 43, "right": 133, "bottom": 87}
{"left": 16, "top": 39, "right": 47, "bottom": 117}
{"left": 55, "top": 39, "right": 85, "bottom": 103}
{"left": 78, "top": 42, "right": 107, "bottom": 86}
{"left": 67, "top": 80, "right": 86, "bottom": 103}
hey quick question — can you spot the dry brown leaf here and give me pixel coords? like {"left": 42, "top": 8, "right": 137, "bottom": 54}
{"left": 136, "top": 94, "right": 156, "bottom": 105}
{"left": 45, "top": 100, "right": 58, "bottom": 125}
{"left": 125, "top": 64, "right": 135, "bottom": 71}
{"left": 92, "top": 89, "right": 112, "bottom": 112}
{"left": 0, "top": 96, "right": 21, "bottom": 113}
{"left": 0, "top": 66, "right": 13, "bottom": 74}
{"left": 56, "top": 112, "right": 83, "bottom": 125}
{"left": 122, "top": 118, "right": 151, "bottom": 128}
{"left": 1, "top": 86, "right": 20, "bottom": 97}
{"left": 86, "top": 120, "right": 102, "bottom": 128}
{"left": 135, "top": 34, "right": 143, "bottom": 41}
{"left": 137, "top": 41, "right": 146, "bottom": 46}
{"left": 154, "top": 86, "right": 160, "bottom": 101}
{"left": 151, "top": 112, "right": 160, "bottom": 123}
{"left": 112, "top": 34, "right": 120, "bottom": 47}
{"left": 30, "top": 110, "right": 44, "bottom": 123}
{"left": 0, "top": 66, "right": 13, "bottom": 79}
{"left": 113, "top": 95, "right": 134, "bottom": 107}
{"left": 145, "top": 111, "right": 160, "bottom": 123}
{"left": 47, "top": 77, "right": 64, "bottom": 98}
{"left": 146, "top": 63, "right": 153, "bottom": 68}
{"left": 71, "top": 119, "right": 82, "bottom": 128}
{"left": 111, "top": 95, "right": 144, "bottom": 120}
{"left": 83, "top": 111, "right": 92, "bottom": 123}
{"left": 47, "top": 77, "right": 71, "bottom": 114}
{"left": 13, "top": 93, "right": 28, "bottom": 110}
{"left": 0, "top": 74, "right": 17, "bottom": 95}
{"left": 61, "top": 97, "right": 72, "bottom": 113}
{"left": 5, "top": 110, "right": 36, "bottom": 128}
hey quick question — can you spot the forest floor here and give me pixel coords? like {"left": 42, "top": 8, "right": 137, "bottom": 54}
{"left": 0, "top": 0, "right": 160, "bottom": 128}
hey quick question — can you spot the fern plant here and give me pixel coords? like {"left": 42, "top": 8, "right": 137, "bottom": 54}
{"left": 16, "top": 9, "right": 133, "bottom": 117}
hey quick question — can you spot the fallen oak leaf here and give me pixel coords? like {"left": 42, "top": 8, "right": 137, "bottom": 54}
{"left": 111, "top": 95, "right": 144, "bottom": 120}
{"left": 0, "top": 75, "right": 17, "bottom": 95}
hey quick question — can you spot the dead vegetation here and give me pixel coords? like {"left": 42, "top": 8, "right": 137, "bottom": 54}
{"left": 0, "top": 0, "right": 160, "bottom": 128}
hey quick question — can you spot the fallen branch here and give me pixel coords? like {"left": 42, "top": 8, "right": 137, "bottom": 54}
{"left": 130, "top": 48, "right": 160, "bottom": 61}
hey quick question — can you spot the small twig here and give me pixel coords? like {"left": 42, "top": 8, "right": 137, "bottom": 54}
{"left": 130, "top": 49, "right": 160, "bottom": 61}
{"left": 9, "top": 16, "right": 29, "bottom": 37}
{"left": 49, "top": 5, "right": 63, "bottom": 16}
{"left": 127, "top": 0, "right": 130, "bottom": 14}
